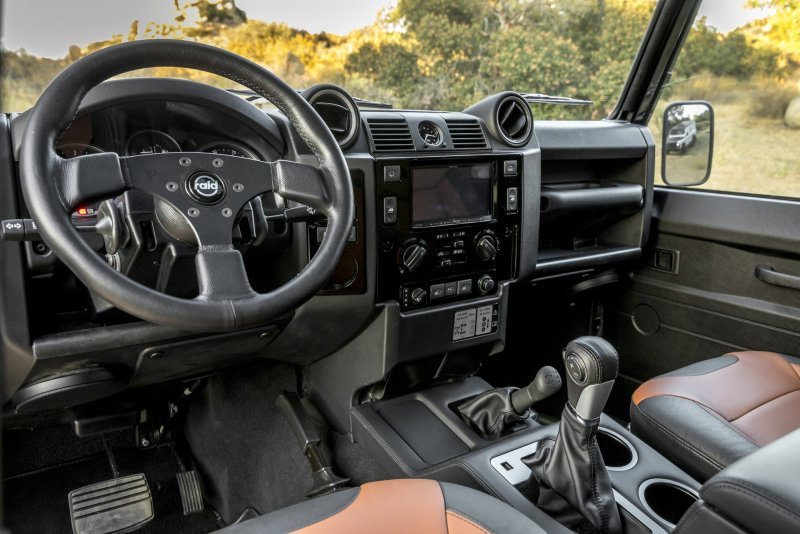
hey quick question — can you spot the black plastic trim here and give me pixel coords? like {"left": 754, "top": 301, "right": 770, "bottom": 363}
{"left": 535, "top": 121, "right": 647, "bottom": 160}
{"left": 0, "top": 114, "right": 34, "bottom": 402}
{"left": 541, "top": 183, "right": 643, "bottom": 216}
{"left": 536, "top": 247, "right": 642, "bottom": 277}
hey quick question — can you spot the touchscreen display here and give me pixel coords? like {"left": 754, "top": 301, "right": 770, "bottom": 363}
{"left": 411, "top": 163, "right": 493, "bottom": 226}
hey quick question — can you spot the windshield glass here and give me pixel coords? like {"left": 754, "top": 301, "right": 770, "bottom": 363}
{"left": 1, "top": 0, "right": 659, "bottom": 117}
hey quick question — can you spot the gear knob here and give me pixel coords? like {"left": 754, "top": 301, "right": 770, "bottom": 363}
{"left": 510, "top": 366, "right": 562, "bottom": 414}
{"left": 563, "top": 337, "right": 618, "bottom": 420}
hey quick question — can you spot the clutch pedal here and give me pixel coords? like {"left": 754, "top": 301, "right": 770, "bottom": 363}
{"left": 68, "top": 474, "right": 154, "bottom": 534}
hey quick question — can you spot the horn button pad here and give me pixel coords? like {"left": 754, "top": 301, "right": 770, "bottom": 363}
{"left": 186, "top": 171, "right": 226, "bottom": 204}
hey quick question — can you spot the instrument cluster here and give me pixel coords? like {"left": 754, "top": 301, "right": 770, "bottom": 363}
{"left": 56, "top": 131, "right": 259, "bottom": 160}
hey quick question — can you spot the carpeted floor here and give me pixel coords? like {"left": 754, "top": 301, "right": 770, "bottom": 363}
{"left": 184, "top": 358, "right": 389, "bottom": 525}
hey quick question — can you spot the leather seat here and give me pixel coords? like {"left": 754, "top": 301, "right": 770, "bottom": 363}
{"left": 674, "top": 427, "right": 800, "bottom": 534}
{"left": 219, "top": 479, "right": 546, "bottom": 533}
{"left": 630, "top": 351, "right": 800, "bottom": 481}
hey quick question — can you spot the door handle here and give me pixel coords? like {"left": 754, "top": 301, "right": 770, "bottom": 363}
{"left": 755, "top": 265, "right": 800, "bottom": 290}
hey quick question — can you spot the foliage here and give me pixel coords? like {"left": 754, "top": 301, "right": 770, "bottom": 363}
{"left": 343, "top": 0, "right": 659, "bottom": 117}
{"left": 747, "top": 0, "right": 800, "bottom": 67}
{"left": 676, "top": 19, "right": 783, "bottom": 79}
{"left": 1, "top": 0, "right": 799, "bottom": 119}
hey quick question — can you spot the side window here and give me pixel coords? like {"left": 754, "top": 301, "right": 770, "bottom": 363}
{"left": 653, "top": 0, "right": 800, "bottom": 198}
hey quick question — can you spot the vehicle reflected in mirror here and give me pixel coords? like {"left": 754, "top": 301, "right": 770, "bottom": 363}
{"left": 662, "top": 101, "right": 714, "bottom": 186}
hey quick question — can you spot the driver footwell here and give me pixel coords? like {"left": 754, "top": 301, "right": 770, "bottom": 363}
{"left": 184, "top": 359, "right": 390, "bottom": 525}
{"left": 3, "top": 429, "right": 220, "bottom": 534}
{"left": 3, "top": 359, "right": 388, "bottom": 533}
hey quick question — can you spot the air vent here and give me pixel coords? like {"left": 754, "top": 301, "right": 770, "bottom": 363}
{"left": 367, "top": 117, "right": 415, "bottom": 152}
{"left": 445, "top": 118, "right": 488, "bottom": 149}
{"left": 496, "top": 95, "right": 533, "bottom": 146}
{"left": 304, "top": 85, "right": 360, "bottom": 149}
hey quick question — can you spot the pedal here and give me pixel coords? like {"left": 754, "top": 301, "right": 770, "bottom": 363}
{"left": 176, "top": 470, "right": 205, "bottom": 515}
{"left": 68, "top": 474, "right": 154, "bottom": 534}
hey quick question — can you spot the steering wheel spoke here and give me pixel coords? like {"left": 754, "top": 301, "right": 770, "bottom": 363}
{"left": 271, "top": 160, "right": 332, "bottom": 214}
{"left": 120, "top": 152, "right": 276, "bottom": 246}
{"left": 56, "top": 152, "right": 129, "bottom": 213}
{"left": 195, "top": 246, "right": 255, "bottom": 301}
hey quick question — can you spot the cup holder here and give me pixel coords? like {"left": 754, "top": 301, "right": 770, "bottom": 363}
{"left": 597, "top": 428, "right": 638, "bottom": 471}
{"left": 638, "top": 479, "right": 700, "bottom": 527}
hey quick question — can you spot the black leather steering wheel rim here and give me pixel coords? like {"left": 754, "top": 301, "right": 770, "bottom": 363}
{"left": 19, "top": 40, "right": 354, "bottom": 331}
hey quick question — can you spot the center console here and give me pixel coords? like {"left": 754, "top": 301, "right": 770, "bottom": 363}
{"left": 352, "top": 377, "right": 700, "bottom": 533}
{"left": 350, "top": 341, "right": 702, "bottom": 534}
{"left": 376, "top": 156, "right": 522, "bottom": 312}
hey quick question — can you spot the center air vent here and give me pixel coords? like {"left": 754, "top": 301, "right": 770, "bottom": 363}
{"left": 367, "top": 117, "right": 415, "bottom": 152}
{"left": 303, "top": 85, "right": 360, "bottom": 149}
{"left": 445, "top": 118, "right": 488, "bottom": 149}
{"left": 496, "top": 95, "right": 533, "bottom": 146}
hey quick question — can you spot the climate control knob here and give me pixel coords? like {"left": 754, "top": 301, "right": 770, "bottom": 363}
{"left": 475, "top": 235, "right": 498, "bottom": 261}
{"left": 411, "top": 287, "right": 427, "bottom": 305}
{"left": 401, "top": 243, "right": 427, "bottom": 272}
{"left": 477, "top": 274, "right": 496, "bottom": 295}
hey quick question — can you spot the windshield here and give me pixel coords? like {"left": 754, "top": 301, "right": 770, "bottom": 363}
{"left": 1, "top": 0, "right": 660, "bottom": 117}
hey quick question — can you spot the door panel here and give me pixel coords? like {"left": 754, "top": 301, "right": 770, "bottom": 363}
{"left": 608, "top": 188, "right": 800, "bottom": 385}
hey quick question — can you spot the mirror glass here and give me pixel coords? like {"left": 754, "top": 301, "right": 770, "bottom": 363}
{"left": 662, "top": 102, "right": 714, "bottom": 186}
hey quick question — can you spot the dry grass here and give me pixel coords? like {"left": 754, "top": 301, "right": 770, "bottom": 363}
{"left": 653, "top": 75, "right": 800, "bottom": 198}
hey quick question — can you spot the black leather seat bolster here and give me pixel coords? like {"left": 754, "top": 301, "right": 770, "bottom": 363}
{"left": 440, "top": 481, "right": 545, "bottom": 534}
{"left": 220, "top": 488, "right": 360, "bottom": 534}
{"left": 630, "top": 396, "right": 758, "bottom": 481}
{"left": 674, "top": 502, "right": 749, "bottom": 534}
{"left": 676, "top": 428, "right": 800, "bottom": 534}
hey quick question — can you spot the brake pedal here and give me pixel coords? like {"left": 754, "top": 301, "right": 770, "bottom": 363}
{"left": 176, "top": 470, "right": 205, "bottom": 515}
{"left": 68, "top": 474, "right": 154, "bottom": 534}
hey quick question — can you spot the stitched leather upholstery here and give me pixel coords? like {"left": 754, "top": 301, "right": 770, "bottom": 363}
{"left": 220, "top": 479, "right": 546, "bottom": 534}
{"left": 674, "top": 428, "right": 800, "bottom": 534}
{"left": 631, "top": 351, "right": 800, "bottom": 481}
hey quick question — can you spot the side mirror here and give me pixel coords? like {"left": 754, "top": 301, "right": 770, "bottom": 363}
{"left": 661, "top": 101, "right": 714, "bottom": 186}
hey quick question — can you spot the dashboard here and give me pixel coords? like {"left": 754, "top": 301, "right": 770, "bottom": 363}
{"left": 0, "top": 77, "right": 654, "bottom": 412}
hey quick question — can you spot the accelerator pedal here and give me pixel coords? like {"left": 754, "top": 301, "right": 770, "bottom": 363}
{"left": 176, "top": 470, "right": 205, "bottom": 515}
{"left": 68, "top": 474, "right": 154, "bottom": 534}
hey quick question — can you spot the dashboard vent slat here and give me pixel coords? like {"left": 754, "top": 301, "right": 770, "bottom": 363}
{"left": 445, "top": 118, "right": 488, "bottom": 149}
{"left": 367, "top": 118, "right": 415, "bottom": 151}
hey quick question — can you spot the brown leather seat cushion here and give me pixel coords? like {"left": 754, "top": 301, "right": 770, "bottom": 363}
{"left": 631, "top": 351, "right": 800, "bottom": 481}
{"left": 220, "top": 479, "right": 546, "bottom": 534}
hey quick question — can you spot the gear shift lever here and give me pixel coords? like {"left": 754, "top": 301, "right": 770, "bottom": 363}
{"left": 524, "top": 337, "right": 621, "bottom": 533}
{"left": 511, "top": 366, "right": 562, "bottom": 414}
{"left": 564, "top": 336, "right": 619, "bottom": 420}
{"left": 457, "top": 366, "right": 561, "bottom": 440}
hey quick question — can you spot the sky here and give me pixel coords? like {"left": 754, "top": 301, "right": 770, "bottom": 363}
{"left": 1, "top": 0, "right": 770, "bottom": 59}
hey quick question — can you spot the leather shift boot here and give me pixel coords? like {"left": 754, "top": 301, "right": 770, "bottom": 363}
{"left": 524, "top": 404, "right": 621, "bottom": 533}
{"left": 457, "top": 387, "right": 528, "bottom": 440}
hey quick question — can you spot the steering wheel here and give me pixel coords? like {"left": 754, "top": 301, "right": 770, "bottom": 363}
{"left": 19, "top": 40, "right": 354, "bottom": 331}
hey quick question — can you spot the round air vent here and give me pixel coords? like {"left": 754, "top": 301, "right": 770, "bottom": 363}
{"left": 302, "top": 84, "right": 360, "bottom": 150}
{"left": 495, "top": 94, "right": 533, "bottom": 147}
